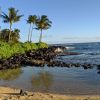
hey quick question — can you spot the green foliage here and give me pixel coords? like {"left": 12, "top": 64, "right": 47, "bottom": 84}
{"left": 1, "top": 8, "right": 23, "bottom": 23}
{"left": 36, "top": 42, "right": 48, "bottom": 49}
{"left": 0, "top": 41, "right": 48, "bottom": 59}
{"left": 0, "top": 8, "right": 50, "bottom": 59}
{"left": 22, "top": 42, "right": 38, "bottom": 51}
{"left": 27, "top": 15, "right": 37, "bottom": 42}
{"left": 36, "top": 15, "right": 52, "bottom": 30}
{"left": 11, "top": 43, "right": 25, "bottom": 54}
{"left": 0, "top": 41, "right": 12, "bottom": 58}
{"left": 0, "top": 28, "right": 20, "bottom": 42}
{"left": 36, "top": 15, "right": 52, "bottom": 43}
{"left": 0, "top": 7, "right": 23, "bottom": 41}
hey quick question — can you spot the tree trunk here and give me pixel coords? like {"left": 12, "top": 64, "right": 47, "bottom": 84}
{"left": 30, "top": 26, "right": 33, "bottom": 42}
{"left": 9, "top": 22, "right": 12, "bottom": 42}
{"left": 0, "top": 7, "right": 1, "bottom": 32}
{"left": 39, "top": 29, "right": 42, "bottom": 43}
{"left": 28, "top": 24, "right": 31, "bottom": 42}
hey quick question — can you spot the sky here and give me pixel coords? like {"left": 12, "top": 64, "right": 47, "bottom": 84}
{"left": 0, "top": 0, "right": 100, "bottom": 44}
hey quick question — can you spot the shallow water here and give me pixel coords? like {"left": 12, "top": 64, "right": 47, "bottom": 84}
{"left": 0, "top": 42, "right": 100, "bottom": 95}
{"left": 0, "top": 66, "right": 100, "bottom": 95}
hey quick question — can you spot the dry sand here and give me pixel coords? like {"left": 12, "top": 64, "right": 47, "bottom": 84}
{"left": 0, "top": 86, "right": 100, "bottom": 100}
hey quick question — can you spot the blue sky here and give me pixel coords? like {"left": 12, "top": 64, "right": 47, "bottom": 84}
{"left": 0, "top": 0, "right": 100, "bottom": 43}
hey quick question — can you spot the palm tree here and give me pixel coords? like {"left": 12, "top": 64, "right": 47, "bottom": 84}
{"left": 27, "top": 15, "right": 33, "bottom": 42}
{"left": 30, "top": 15, "right": 37, "bottom": 42}
{"left": 36, "top": 15, "right": 52, "bottom": 43}
{"left": 27, "top": 15, "right": 37, "bottom": 42}
{"left": 0, "top": 7, "right": 23, "bottom": 42}
{"left": 0, "top": 7, "right": 2, "bottom": 32}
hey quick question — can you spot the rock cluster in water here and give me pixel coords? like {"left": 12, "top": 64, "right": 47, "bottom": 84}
{"left": 0, "top": 46, "right": 64, "bottom": 69}
{"left": 0, "top": 46, "right": 99, "bottom": 71}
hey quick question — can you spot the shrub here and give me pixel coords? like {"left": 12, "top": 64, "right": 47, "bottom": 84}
{"left": 36, "top": 42, "right": 48, "bottom": 49}
{"left": 0, "top": 41, "right": 48, "bottom": 59}
{"left": 22, "top": 42, "right": 38, "bottom": 51}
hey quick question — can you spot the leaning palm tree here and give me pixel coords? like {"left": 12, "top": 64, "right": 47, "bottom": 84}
{"left": 0, "top": 7, "right": 23, "bottom": 42}
{"left": 36, "top": 15, "right": 52, "bottom": 43}
{"left": 27, "top": 15, "right": 37, "bottom": 42}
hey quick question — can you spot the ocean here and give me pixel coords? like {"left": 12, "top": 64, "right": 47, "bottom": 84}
{"left": 61, "top": 42, "right": 100, "bottom": 65}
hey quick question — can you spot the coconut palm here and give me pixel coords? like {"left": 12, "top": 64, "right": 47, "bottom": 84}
{"left": 0, "top": 7, "right": 23, "bottom": 42}
{"left": 27, "top": 15, "right": 33, "bottom": 42}
{"left": 0, "top": 7, "right": 1, "bottom": 31}
{"left": 36, "top": 15, "right": 52, "bottom": 43}
{"left": 27, "top": 15, "right": 37, "bottom": 42}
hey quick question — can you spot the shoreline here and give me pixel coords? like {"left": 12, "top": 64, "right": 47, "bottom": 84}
{"left": 0, "top": 87, "right": 100, "bottom": 100}
{"left": 0, "top": 45, "right": 98, "bottom": 70}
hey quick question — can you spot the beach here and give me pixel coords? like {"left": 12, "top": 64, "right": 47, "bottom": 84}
{"left": 0, "top": 86, "right": 100, "bottom": 100}
{"left": 0, "top": 0, "right": 100, "bottom": 99}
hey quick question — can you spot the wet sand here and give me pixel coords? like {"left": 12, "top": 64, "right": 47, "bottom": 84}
{"left": 0, "top": 87, "right": 100, "bottom": 100}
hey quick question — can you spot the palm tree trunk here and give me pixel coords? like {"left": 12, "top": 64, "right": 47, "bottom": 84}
{"left": 0, "top": 7, "right": 1, "bottom": 32}
{"left": 30, "top": 26, "right": 33, "bottom": 42}
{"left": 39, "top": 29, "right": 42, "bottom": 43}
{"left": 28, "top": 24, "right": 31, "bottom": 42}
{"left": 9, "top": 22, "right": 12, "bottom": 42}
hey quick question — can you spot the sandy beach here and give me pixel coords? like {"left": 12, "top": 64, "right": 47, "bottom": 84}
{"left": 0, "top": 86, "right": 100, "bottom": 100}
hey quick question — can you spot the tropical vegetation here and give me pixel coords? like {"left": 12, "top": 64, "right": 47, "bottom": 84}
{"left": 0, "top": 41, "right": 48, "bottom": 59}
{"left": 0, "top": 28, "right": 20, "bottom": 42}
{"left": 36, "top": 15, "right": 52, "bottom": 43}
{"left": 27, "top": 15, "right": 37, "bottom": 42}
{"left": 0, "top": 7, "right": 52, "bottom": 59}
{"left": 0, "top": 7, "right": 23, "bottom": 42}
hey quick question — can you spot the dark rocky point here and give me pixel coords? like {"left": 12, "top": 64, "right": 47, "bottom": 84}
{"left": 0, "top": 46, "right": 97, "bottom": 70}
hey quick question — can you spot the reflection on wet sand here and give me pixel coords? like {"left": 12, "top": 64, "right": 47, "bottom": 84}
{"left": 31, "top": 71, "right": 53, "bottom": 91}
{"left": 0, "top": 68, "right": 22, "bottom": 80}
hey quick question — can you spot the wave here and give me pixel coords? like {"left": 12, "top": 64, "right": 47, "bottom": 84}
{"left": 65, "top": 46, "right": 75, "bottom": 50}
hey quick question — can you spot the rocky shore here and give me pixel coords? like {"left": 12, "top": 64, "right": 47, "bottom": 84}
{"left": 0, "top": 87, "right": 100, "bottom": 100}
{"left": 0, "top": 46, "right": 100, "bottom": 71}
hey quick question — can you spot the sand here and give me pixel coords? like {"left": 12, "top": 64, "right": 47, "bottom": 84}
{"left": 0, "top": 86, "right": 100, "bottom": 100}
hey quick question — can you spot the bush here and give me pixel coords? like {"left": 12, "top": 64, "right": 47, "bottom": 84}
{"left": 0, "top": 28, "right": 20, "bottom": 43}
{"left": 0, "top": 41, "right": 48, "bottom": 59}
{"left": 36, "top": 42, "right": 48, "bottom": 49}
{"left": 0, "top": 41, "right": 12, "bottom": 59}
{"left": 11, "top": 43, "right": 25, "bottom": 54}
{"left": 22, "top": 42, "right": 38, "bottom": 51}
